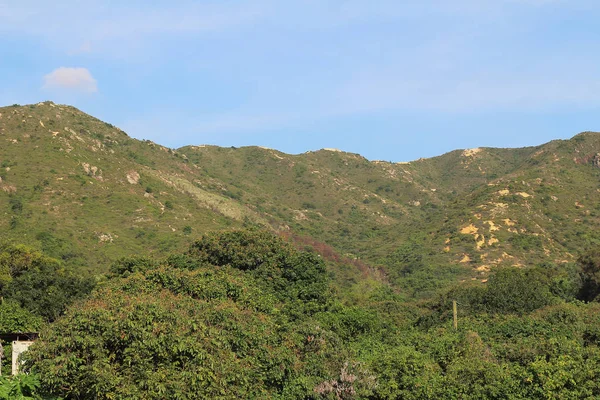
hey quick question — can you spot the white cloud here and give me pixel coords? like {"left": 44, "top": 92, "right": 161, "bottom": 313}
{"left": 42, "top": 67, "right": 97, "bottom": 93}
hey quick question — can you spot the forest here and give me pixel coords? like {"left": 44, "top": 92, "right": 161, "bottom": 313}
{"left": 1, "top": 229, "right": 600, "bottom": 399}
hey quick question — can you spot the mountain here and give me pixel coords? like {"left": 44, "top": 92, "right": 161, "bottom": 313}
{"left": 1, "top": 101, "right": 599, "bottom": 295}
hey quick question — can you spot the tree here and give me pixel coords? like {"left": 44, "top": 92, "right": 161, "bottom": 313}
{"left": 0, "top": 301, "right": 43, "bottom": 333}
{"left": 0, "top": 244, "right": 95, "bottom": 322}
{"left": 578, "top": 248, "right": 600, "bottom": 302}
{"left": 24, "top": 264, "right": 346, "bottom": 399}
{"left": 187, "top": 229, "right": 331, "bottom": 317}
{"left": 483, "top": 268, "right": 555, "bottom": 315}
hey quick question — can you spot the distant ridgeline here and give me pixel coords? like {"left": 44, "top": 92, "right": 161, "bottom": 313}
{"left": 1, "top": 102, "right": 600, "bottom": 286}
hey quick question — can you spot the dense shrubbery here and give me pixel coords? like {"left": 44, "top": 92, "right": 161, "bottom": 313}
{"left": 0, "top": 373, "right": 56, "bottom": 400}
{"left": 26, "top": 268, "right": 297, "bottom": 398}
{"left": 578, "top": 248, "right": 600, "bottom": 301}
{"left": 23, "top": 230, "right": 349, "bottom": 399}
{"left": 0, "top": 301, "right": 43, "bottom": 333}
{"left": 0, "top": 244, "right": 95, "bottom": 323}
{"left": 10, "top": 231, "right": 600, "bottom": 399}
{"left": 187, "top": 229, "right": 331, "bottom": 317}
{"left": 0, "top": 244, "right": 95, "bottom": 377}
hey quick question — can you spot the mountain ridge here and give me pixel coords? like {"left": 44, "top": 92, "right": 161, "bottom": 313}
{"left": 1, "top": 101, "right": 599, "bottom": 297}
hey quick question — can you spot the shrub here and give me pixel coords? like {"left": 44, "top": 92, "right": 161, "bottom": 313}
{"left": 24, "top": 265, "right": 341, "bottom": 399}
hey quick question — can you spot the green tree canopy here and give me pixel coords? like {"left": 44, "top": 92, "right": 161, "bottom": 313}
{"left": 0, "top": 244, "right": 95, "bottom": 322}
{"left": 187, "top": 229, "right": 332, "bottom": 317}
{"left": 24, "top": 265, "right": 349, "bottom": 399}
{"left": 578, "top": 248, "right": 600, "bottom": 302}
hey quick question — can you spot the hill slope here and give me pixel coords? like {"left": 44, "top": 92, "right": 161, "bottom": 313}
{"left": 1, "top": 102, "right": 599, "bottom": 294}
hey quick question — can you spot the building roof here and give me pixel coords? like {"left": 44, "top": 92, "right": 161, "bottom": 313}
{"left": 0, "top": 332, "right": 39, "bottom": 341}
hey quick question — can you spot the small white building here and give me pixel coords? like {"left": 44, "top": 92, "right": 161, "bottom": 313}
{"left": 12, "top": 340, "right": 35, "bottom": 375}
{"left": 0, "top": 333, "right": 39, "bottom": 375}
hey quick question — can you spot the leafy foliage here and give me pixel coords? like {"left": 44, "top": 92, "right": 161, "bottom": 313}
{"left": 0, "top": 374, "right": 55, "bottom": 400}
{"left": 0, "top": 244, "right": 95, "bottom": 322}
{"left": 0, "top": 301, "right": 43, "bottom": 333}
{"left": 16, "top": 236, "right": 600, "bottom": 399}
{"left": 23, "top": 231, "right": 349, "bottom": 399}
{"left": 483, "top": 268, "right": 557, "bottom": 314}
{"left": 188, "top": 229, "right": 331, "bottom": 317}
{"left": 577, "top": 248, "right": 600, "bottom": 301}
{"left": 108, "top": 256, "right": 158, "bottom": 277}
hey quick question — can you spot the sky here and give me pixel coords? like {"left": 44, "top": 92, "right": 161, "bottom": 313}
{"left": 1, "top": 0, "right": 599, "bottom": 162}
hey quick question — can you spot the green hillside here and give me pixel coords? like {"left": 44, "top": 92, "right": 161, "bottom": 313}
{"left": 0, "top": 102, "right": 242, "bottom": 272}
{"left": 178, "top": 133, "right": 600, "bottom": 293}
{"left": 3, "top": 102, "right": 600, "bottom": 399}
{"left": 1, "top": 102, "right": 600, "bottom": 295}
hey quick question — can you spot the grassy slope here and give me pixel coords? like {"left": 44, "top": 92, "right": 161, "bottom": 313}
{"left": 178, "top": 136, "right": 600, "bottom": 290}
{"left": 1, "top": 102, "right": 600, "bottom": 294}
{"left": 0, "top": 102, "right": 241, "bottom": 272}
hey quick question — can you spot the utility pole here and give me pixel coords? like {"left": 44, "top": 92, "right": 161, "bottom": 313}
{"left": 453, "top": 300, "right": 458, "bottom": 330}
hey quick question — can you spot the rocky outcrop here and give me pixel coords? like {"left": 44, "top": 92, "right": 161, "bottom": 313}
{"left": 592, "top": 153, "right": 600, "bottom": 168}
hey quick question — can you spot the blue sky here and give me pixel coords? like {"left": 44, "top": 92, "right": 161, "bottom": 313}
{"left": 1, "top": 0, "right": 599, "bottom": 161}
